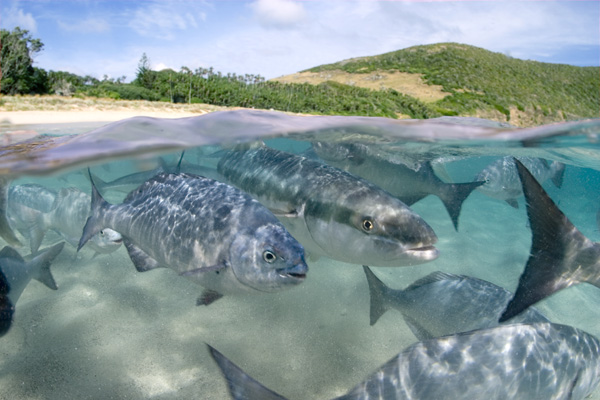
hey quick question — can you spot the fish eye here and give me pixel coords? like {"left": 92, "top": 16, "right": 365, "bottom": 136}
{"left": 362, "top": 219, "right": 374, "bottom": 232}
{"left": 263, "top": 250, "right": 277, "bottom": 263}
{"left": 100, "top": 230, "right": 105, "bottom": 236}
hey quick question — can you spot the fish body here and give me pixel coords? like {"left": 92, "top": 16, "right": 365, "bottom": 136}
{"left": 312, "top": 142, "right": 484, "bottom": 230}
{"left": 476, "top": 156, "right": 565, "bottom": 208}
{"left": 217, "top": 146, "right": 438, "bottom": 267}
{"left": 0, "top": 242, "right": 64, "bottom": 336}
{"left": 500, "top": 159, "right": 600, "bottom": 321}
{"left": 209, "top": 323, "right": 600, "bottom": 400}
{"left": 78, "top": 173, "right": 307, "bottom": 304}
{"left": 363, "top": 266, "right": 548, "bottom": 339}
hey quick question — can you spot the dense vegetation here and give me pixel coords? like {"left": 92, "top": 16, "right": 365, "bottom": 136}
{"left": 308, "top": 43, "right": 600, "bottom": 121}
{"left": 1, "top": 28, "right": 598, "bottom": 123}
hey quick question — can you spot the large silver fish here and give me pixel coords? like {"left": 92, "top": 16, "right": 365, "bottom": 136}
{"left": 500, "top": 159, "right": 600, "bottom": 321}
{"left": 7, "top": 184, "right": 122, "bottom": 254}
{"left": 476, "top": 156, "right": 564, "bottom": 208}
{"left": 209, "top": 322, "right": 600, "bottom": 400}
{"left": 0, "top": 242, "right": 64, "bottom": 336}
{"left": 312, "top": 142, "right": 484, "bottom": 230}
{"left": 363, "top": 266, "right": 548, "bottom": 340}
{"left": 217, "top": 145, "right": 438, "bottom": 267}
{"left": 78, "top": 173, "right": 307, "bottom": 305}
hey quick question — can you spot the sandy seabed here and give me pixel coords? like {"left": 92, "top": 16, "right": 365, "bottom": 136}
{"left": 0, "top": 112, "right": 599, "bottom": 399}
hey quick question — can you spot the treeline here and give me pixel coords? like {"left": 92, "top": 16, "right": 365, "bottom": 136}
{"left": 0, "top": 28, "right": 436, "bottom": 119}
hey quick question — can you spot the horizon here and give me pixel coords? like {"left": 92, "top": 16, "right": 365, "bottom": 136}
{"left": 1, "top": 1, "right": 599, "bottom": 82}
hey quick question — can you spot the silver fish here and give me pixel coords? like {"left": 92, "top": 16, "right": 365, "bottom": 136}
{"left": 500, "top": 159, "right": 600, "bottom": 321}
{"left": 0, "top": 242, "right": 64, "bottom": 336}
{"left": 363, "top": 266, "right": 548, "bottom": 340}
{"left": 78, "top": 172, "right": 307, "bottom": 305}
{"left": 0, "top": 178, "right": 21, "bottom": 246}
{"left": 209, "top": 323, "right": 600, "bottom": 400}
{"left": 312, "top": 142, "right": 484, "bottom": 230}
{"left": 217, "top": 145, "right": 438, "bottom": 267}
{"left": 476, "top": 156, "right": 565, "bottom": 208}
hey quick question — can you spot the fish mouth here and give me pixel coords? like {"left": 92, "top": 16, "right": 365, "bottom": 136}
{"left": 404, "top": 245, "right": 439, "bottom": 261}
{"left": 277, "top": 264, "right": 308, "bottom": 280}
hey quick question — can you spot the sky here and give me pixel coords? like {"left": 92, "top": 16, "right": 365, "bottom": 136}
{"left": 1, "top": 0, "right": 599, "bottom": 82}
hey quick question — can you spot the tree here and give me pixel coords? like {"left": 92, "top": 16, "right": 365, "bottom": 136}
{"left": 1, "top": 27, "right": 45, "bottom": 94}
{"left": 134, "top": 53, "right": 156, "bottom": 90}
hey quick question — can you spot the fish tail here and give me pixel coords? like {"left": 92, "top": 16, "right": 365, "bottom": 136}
{"left": 0, "top": 178, "right": 21, "bottom": 247}
{"left": 78, "top": 171, "right": 110, "bottom": 251}
{"left": 87, "top": 171, "right": 108, "bottom": 196}
{"left": 29, "top": 242, "right": 65, "bottom": 290}
{"left": 207, "top": 344, "right": 288, "bottom": 400}
{"left": 499, "top": 159, "right": 589, "bottom": 322}
{"left": 363, "top": 266, "right": 392, "bottom": 326}
{"left": 438, "top": 180, "right": 486, "bottom": 231}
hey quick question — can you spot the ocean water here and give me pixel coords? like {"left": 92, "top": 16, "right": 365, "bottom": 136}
{"left": 0, "top": 111, "right": 599, "bottom": 399}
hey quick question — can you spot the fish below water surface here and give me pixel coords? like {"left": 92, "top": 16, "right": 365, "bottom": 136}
{"left": 476, "top": 156, "right": 565, "bottom": 208}
{"left": 500, "top": 159, "right": 600, "bottom": 321}
{"left": 217, "top": 145, "right": 438, "bottom": 267}
{"left": 209, "top": 322, "right": 600, "bottom": 400}
{"left": 363, "top": 266, "right": 549, "bottom": 340}
{"left": 0, "top": 242, "right": 65, "bottom": 336}
{"left": 312, "top": 142, "right": 485, "bottom": 230}
{"left": 78, "top": 172, "right": 308, "bottom": 305}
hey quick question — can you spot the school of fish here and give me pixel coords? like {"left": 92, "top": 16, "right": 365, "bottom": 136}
{"left": 1, "top": 135, "right": 599, "bottom": 400}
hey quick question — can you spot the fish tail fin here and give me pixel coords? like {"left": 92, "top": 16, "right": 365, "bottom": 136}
{"left": 0, "top": 178, "right": 21, "bottom": 247}
{"left": 78, "top": 170, "right": 110, "bottom": 251}
{"left": 551, "top": 162, "right": 565, "bottom": 188}
{"left": 499, "top": 159, "right": 593, "bottom": 322}
{"left": 87, "top": 171, "right": 108, "bottom": 196}
{"left": 363, "top": 266, "right": 392, "bottom": 326}
{"left": 207, "top": 344, "right": 288, "bottom": 400}
{"left": 29, "top": 242, "right": 65, "bottom": 290}
{"left": 438, "top": 180, "right": 486, "bottom": 231}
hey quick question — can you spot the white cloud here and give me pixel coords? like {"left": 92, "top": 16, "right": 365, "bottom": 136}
{"left": 250, "top": 0, "right": 306, "bottom": 29}
{"left": 129, "top": 3, "right": 201, "bottom": 39}
{"left": 3, "top": 5, "right": 37, "bottom": 32}
{"left": 57, "top": 17, "right": 110, "bottom": 33}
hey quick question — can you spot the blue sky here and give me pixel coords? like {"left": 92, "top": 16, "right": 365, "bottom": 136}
{"left": 2, "top": 0, "right": 599, "bottom": 81}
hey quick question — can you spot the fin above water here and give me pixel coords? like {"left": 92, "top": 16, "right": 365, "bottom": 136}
{"left": 499, "top": 159, "right": 600, "bottom": 322}
{"left": 207, "top": 344, "right": 288, "bottom": 400}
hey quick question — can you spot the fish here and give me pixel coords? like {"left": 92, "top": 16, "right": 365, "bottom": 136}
{"left": 208, "top": 322, "right": 600, "bottom": 400}
{"left": 312, "top": 142, "right": 485, "bottom": 230}
{"left": 363, "top": 266, "right": 549, "bottom": 340}
{"left": 499, "top": 159, "right": 600, "bottom": 322}
{"left": 0, "top": 177, "right": 21, "bottom": 246}
{"left": 475, "top": 156, "right": 565, "bottom": 208}
{"left": 7, "top": 184, "right": 122, "bottom": 254}
{"left": 217, "top": 145, "right": 438, "bottom": 267}
{"left": 0, "top": 242, "right": 65, "bottom": 336}
{"left": 78, "top": 172, "right": 307, "bottom": 305}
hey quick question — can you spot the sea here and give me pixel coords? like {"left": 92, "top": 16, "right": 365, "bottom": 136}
{"left": 0, "top": 110, "right": 599, "bottom": 399}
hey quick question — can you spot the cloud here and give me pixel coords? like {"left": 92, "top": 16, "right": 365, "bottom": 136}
{"left": 128, "top": 2, "right": 201, "bottom": 39}
{"left": 57, "top": 18, "right": 110, "bottom": 33}
{"left": 250, "top": 0, "right": 306, "bottom": 29}
{"left": 2, "top": 5, "right": 37, "bottom": 32}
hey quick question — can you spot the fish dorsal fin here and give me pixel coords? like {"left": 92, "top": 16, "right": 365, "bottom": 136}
{"left": 403, "top": 314, "right": 435, "bottom": 341}
{"left": 500, "top": 159, "right": 594, "bottom": 322}
{"left": 0, "top": 246, "right": 24, "bottom": 262}
{"left": 123, "top": 240, "right": 161, "bottom": 272}
{"left": 207, "top": 345, "right": 288, "bottom": 400}
{"left": 404, "top": 271, "right": 463, "bottom": 291}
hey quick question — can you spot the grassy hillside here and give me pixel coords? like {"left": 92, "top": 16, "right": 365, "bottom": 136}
{"left": 290, "top": 43, "right": 599, "bottom": 126}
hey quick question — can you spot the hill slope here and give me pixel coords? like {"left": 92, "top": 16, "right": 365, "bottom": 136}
{"left": 275, "top": 43, "right": 599, "bottom": 126}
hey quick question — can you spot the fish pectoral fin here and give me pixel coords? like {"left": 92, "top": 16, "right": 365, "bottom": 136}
{"left": 197, "top": 290, "right": 224, "bottom": 306}
{"left": 123, "top": 240, "right": 161, "bottom": 272}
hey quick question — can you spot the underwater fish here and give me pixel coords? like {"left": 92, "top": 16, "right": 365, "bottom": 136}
{"left": 475, "top": 156, "right": 565, "bottom": 208}
{"left": 312, "top": 142, "right": 484, "bottom": 230}
{"left": 500, "top": 159, "right": 600, "bottom": 322}
{"left": 209, "top": 322, "right": 600, "bottom": 400}
{"left": 78, "top": 172, "right": 307, "bottom": 305}
{"left": 217, "top": 145, "right": 438, "bottom": 267}
{"left": 7, "top": 185, "right": 122, "bottom": 254}
{"left": 0, "top": 242, "right": 64, "bottom": 336}
{"left": 0, "top": 178, "right": 21, "bottom": 246}
{"left": 363, "top": 266, "right": 548, "bottom": 340}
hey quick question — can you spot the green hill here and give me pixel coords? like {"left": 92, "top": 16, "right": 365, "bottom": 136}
{"left": 293, "top": 43, "right": 599, "bottom": 126}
